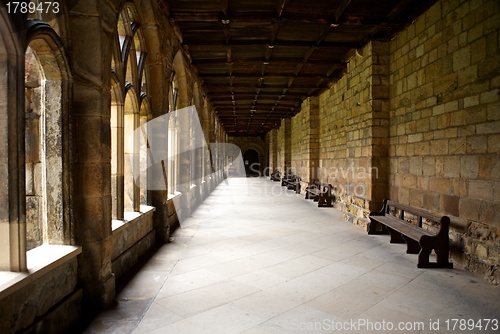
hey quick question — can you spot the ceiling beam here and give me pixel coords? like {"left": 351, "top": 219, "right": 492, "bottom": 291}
{"left": 220, "top": 0, "right": 229, "bottom": 18}
{"left": 276, "top": 0, "right": 288, "bottom": 18}
{"left": 185, "top": 40, "right": 359, "bottom": 49}
{"left": 195, "top": 73, "right": 333, "bottom": 79}
{"left": 172, "top": 12, "right": 400, "bottom": 28}
{"left": 335, "top": 0, "right": 352, "bottom": 22}
{"left": 387, "top": 0, "right": 413, "bottom": 21}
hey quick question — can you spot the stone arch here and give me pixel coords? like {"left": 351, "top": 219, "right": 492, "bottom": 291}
{"left": 25, "top": 20, "right": 72, "bottom": 247}
{"left": 172, "top": 50, "right": 190, "bottom": 109}
{"left": 236, "top": 140, "right": 268, "bottom": 176}
{"left": 243, "top": 149, "right": 260, "bottom": 177}
{"left": 111, "top": 1, "right": 151, "bottom": 218}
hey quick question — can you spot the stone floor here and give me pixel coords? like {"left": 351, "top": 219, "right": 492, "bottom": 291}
{"left": 81, "top": 177, "right": 500, "bottom": 333}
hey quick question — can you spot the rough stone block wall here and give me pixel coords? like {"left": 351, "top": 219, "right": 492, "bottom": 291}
{"left": 266, "top": 130, "right": 278, "bottom": 172}
{"left": 276, "top": 118, "right": 292, "bottom": 174}
{"left": 389, "top": 0, "right": 500, "bottom": 282}
{"left": 0, "top": 258, "right": 81, "bottom": 333}
{"left": 276, "top": 125, "right": 285, "bottom": 171}
{"left": 290, "top": 97, "right": 320, "bottom": 187}
{"left": 291, "top": 99, "right": 310, "bottom": 182}
{"left": 319, "top": 42, "right": 390, "bottom": 228}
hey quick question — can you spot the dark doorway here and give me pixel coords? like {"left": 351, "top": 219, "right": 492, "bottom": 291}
{"left": 243, "top": 149, "right": 260, "bottom": 177}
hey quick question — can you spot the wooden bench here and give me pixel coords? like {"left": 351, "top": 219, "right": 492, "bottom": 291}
{"left": 270, "top": 170, "right": 281, "bottom": 182}
{"left": 281, "top": 174, "right": 293, "bottom": 187}
{"left": 287, "top": 175, "right": 301, "bottom": 194}
{"left": 305, "top": 180, "right": 321, "bottom": 199}
{"left": 282, "top": 175, "right": 301, "bottom": 194}
{"left": 368, "top": 199, "right": 453, "bottom": 269}
{"left": 305, "top": 181, "right": 334, "bottom": 207}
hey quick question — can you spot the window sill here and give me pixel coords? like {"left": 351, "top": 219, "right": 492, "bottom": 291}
{"left": 112, "top": 205, "right": 156, "bottom": 232}
{"left": 167, "top": 191, "right": 182, "bottom": 201}
{"left": 0, "top": 244, "right": 82, "bottom": 300}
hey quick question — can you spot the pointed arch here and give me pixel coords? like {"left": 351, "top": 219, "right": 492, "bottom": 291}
{"left": 25, "top": 20, "right": 72, "bottom": 249}
{"left": 111, "top": 1, "right": 149, "bottom": 219}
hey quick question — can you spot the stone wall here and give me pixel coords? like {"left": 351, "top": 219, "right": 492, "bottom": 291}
{"left": 267, "top": 0, "right": 500, "bottom": 282}
{"left": 388, "top": 0, "right": 500, "bottom": 282}
{"left": 276, "top": 118, "right": 292, "bottom": 174}
{"left": 0, "top": 248, "right": 81, "bottom": 334}
{"left": 318, "top": 42, "right": 390, "bottom": 229}
{"left": 0, "top": 0, "right": 231, "bottom": 332}
{"left": 290, "top": 96, "right": 320, "bottom": 187}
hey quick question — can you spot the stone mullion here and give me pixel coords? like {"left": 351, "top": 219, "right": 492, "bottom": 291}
{"left": 112, "top": 103, "right": 125, "bottom": 220}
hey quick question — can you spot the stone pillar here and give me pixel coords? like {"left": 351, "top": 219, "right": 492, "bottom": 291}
{"left": 0, "top": 14, "right": 27, "bottom": 272}
{"left": 69, "top": 1, "right": 115, "bottom": 309}
{"left": 283, "top": 118, "right": 292, "bottom": 174}
{"left": 147, "top": 61, "right": 169, "bottom": 243}
{"left": 370, "top": 41, "right": 390, "bottom": 211}
{"left": 308, "top": 97, "right": 320, "bottom": 182}
{"left": 272, "top": 130, "right": 278, "bottom": 172}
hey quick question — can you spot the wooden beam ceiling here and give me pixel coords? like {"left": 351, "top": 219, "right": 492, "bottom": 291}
{"left": 164, "top": 0, "right": 437, "bottom": 136}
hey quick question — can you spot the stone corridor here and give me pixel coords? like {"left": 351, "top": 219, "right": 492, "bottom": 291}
{"left": 82, "top": 178, "right": 500, "bottom": 333}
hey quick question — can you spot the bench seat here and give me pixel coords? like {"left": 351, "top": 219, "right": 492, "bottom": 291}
{"left": 305, "top": 181, "right": 334, "bottom": 207}
{"left": 270, "top": 170, "right": 281, "bottom": 182}
{"left": 369, "top": 199, "right": 453, "bottom": 269}
{"left": 373, "top": 215, "right": 433, "bottom": 240}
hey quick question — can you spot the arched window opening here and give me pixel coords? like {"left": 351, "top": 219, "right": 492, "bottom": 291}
{"left": 167, "top": 72, "right": 179, "bottom": 196}
{"left": 24, "top": 46, "right": 44, "bottom": 250}
{"left": 111, "top": 70, "right": 124, "bottom": 219}
{"left": 111, "top": 3, "right": 148, "bottom": 219}
{"left": 139, "top": 97, "right": 151, "bottom": 205}
{"left": 24, "top": 27, "right": 69, "bottom": 250}
{"left": 124, "top": 88, "right": 140, "bottom": 212}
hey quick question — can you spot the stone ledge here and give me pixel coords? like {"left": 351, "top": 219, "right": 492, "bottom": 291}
{"left": 112, "top": 205, "right": 156, "bottom": 232}
{"left": 0, "top": 244, "right": 82, "bottom": 300}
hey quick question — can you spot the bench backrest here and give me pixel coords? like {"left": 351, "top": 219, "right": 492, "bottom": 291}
{"left": 384, "top": 199, "right": 450, "bottom": 231}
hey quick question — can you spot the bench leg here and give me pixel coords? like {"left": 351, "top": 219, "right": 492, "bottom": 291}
{"left": 415, "top": 236, "right": 453, "bottom": 268}
{"left": 368, "top": 218, "right": 388, "bottom": 235}
{"left": 402, "top": 236, "right": 421, "bottom": 254}
{"left": 418, "top": 235, "right": 453, "bottom": 268}
{"left": 434, "top": 245, "right": 453, "bottom": 268}
{"left": 387, "top": 228, "right": 405, "bottom": 243}
{"left": 318, "top": 194, "right": 333, "bottom": 207}
{"left": 417, "top": 245, "right": 432, "bottom": 268}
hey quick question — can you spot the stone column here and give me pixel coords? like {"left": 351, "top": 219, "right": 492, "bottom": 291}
{"left": 369, "top": 41, "right": 390, "bottom": 211}
{"left": 68, "top": 1, "right": 115, "bottom": 309}
{"left": 0, "top": 14, "right": 27, "bottom": 272}
{"left": 308, "top": 96, "right": 320, "bottom": 182}
{"left": 283, "top": 118, "right": 292, "bottom": 174}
